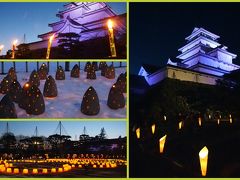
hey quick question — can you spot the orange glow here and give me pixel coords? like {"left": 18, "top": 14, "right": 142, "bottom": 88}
{"left": 51, "top": 168, "right": 56, "bottom": 173}
{"left": 13, "top": 168, "right": 19, "bottom": 174}
{"left": 49, "top": 34, "right": 55, "bottom": 42}
{"left": 32, "top": 168, "right": 38, "bottom": 174}
{"left": 6, "top": 168, "right": 12, "bottom": 173}
{"left": 13, "top": 39, "right": 18, "bottom": 46}
{"left": 179, "top": 121, "right": 183, "bottom": 129}
{"left": 23, "top": 169, "right": 28, "bottom": 174}
{"left": 198, "top": 117, "right": 202, "bottom": 126}
{"left": 107, "top": 19, "right": 113, "bottom": 30}
{"left": 42, "top": 168, "right": 48, "bottom": 174}
{"left": 0, "top": 45, "right": 4, "bottom": 50}
{"left": 136, "top": 128, "right": 140, "bottom": 139}
{"left": 58, "top": 168, "right": 63, "bottom": 172}
{"left": 159, "top": 135, "right": 167, "bottom": 153}
{"left": 199, "top": 146, "right": 208, "bottom": 176}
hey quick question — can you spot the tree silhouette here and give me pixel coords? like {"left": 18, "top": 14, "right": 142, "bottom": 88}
{"left": 0, "top": 132, "right": 16, "bottom": 149}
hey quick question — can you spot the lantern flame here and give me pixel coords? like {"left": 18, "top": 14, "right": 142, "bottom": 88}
{"left": 179, "top": 121, "right": 183, "bottom": 129}
{"left": 159, "top": 135, "right": 167, "bottom": 153}
{"left": 136, "top": 128, "right": 140, "bottom": 139}
{"left": 151, "top": 124, "right": 155, "bottom": 134}
{"left": 107, "top": 19, "right": 113, "bottom": 30}
{"left": 199, "top": 146, "right": 208, "bottom": 176}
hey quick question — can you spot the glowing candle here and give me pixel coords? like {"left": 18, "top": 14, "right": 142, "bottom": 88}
{"left": 51, "top": 168, "right": 56, "bottom": 173}
{"left": 32, "top": 168, "right": 38, "bottom": 174}
{"left": 58, "top": 168, "right": 63, "bottom": 172}
{"left": 198, "top": 117, "right": 202, "bottom": 126}
{"left": 217, "top": 119, "right": 220, "bottom": 125}
{"left": 13, "top": 168, "right": 19, "bottom": 174}
{"left": 159, "top": 135, "right": 167, "bottom": 153}
{"left": 199, "top": 146, "right": 208, "bottom": 176}
{"left": 179, "top": 121, "right": 183, "bottom": 129}
{"left": 136, "top": 128, "right": 140, "bottom": 139}
{"left": 6, "top": 168, "right": 12, "bottom": 173}
{"left": 23, "top": 169, "right": 28, "bottom": 174}
{"left": 42, "top": 168, "right": 48, "bottom": 174}
{"left": 151, "top": 124, "right": 156, "bottom": 134}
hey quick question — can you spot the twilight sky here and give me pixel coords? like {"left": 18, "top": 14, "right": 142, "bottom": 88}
{"left": 0, "top": 2, "right": 126, "bottom": 54}
{"left": 0, "top": 121, "right": 126, "bottom": 140}
{"left": 130, "top": 3, "right": 240, "bottom": 74}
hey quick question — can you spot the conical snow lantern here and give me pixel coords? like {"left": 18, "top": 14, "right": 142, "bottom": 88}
{"left": 8, "top": 67, "right": 17, "bottom": 81}
{"left": 38, "top": 63, "right": 48, "bottom": 80}
{"left": 0, "top": 94, "right": 17, "bottom": 118}
{"left": 115, "top": 72, "right": 127, "bottom": 93}
{"left": 55, "top": 66, "right": 65, "bottom": 80}
{"left": 8, "top": 80, "right": 22, "bottom": 103}
{"left": 86, "top": 64, "right": 96, "bottom": 80}
{"left": 105, "top": 65, "right": 115, "bottom": 79}
{"left": 107, "top": 84, "right": 125, "bottom": 109}
{"left": 92, "top": 62, "right": 98, "bottom": 71}
{"left": 81, "top": 86, "right": 100, "bottom": 115}
{"left": 199, "top": 146, "right": 209, "bottom": 176}
{"left": 99, "top": 61, "right": 108, "bottom": 70}
{"left": 25, "top": 85, "right": 45, "bottom": 115}
{"left": 29, "top": 70, "right": 40, "bottom": 87}
{"left": 43, "top": 75, "right": 58, "bottom": 98}
{"left": 18, "top": 82, "right": 31, "bottom": 109}
{"left": 84, "top": 62, "right": 91, "bottom": 72}
{"left": 0, "top": 75, "right": 13, "bottom": 94}
{"left": 71, "top": 64, "right": 80, "bottom": 78}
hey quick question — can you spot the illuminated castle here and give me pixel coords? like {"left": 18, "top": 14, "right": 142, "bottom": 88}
{"left": 28, "top": 2, "right": 126, "bottom": 50}
{"left": 139, "top": 27, "right": 240, "bottom": 85}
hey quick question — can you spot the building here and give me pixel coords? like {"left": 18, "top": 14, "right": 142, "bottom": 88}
{"left": 138, "top": 27, "right": 240, "bottom": 86}
{"left": 28, "top": 2, "right": 126, "bottom": 51}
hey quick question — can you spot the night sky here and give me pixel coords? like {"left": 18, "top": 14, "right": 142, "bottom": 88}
{"left": 130, "top": 3, "right": 240, "bottom": 74}
{"left": 0, "top": 121, "right": 126, "bottom": 140}
{"left": 0, "top": 2, "right": 126, "bottom": 54}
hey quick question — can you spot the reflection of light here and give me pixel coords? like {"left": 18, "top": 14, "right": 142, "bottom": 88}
{"left": 199, "top": 146, "right": 208, "bottom": 176}
{"left": 49, "top": 34, "right": 55, "bottom": 42}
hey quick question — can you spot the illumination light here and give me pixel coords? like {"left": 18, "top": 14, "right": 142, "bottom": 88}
{"left": 107, "top": 19, "right": 113, "bottom": 30}
{"left": 199, "top": 146, "right": 208, "bottom": 176}
{"left": 136, "top": 128, "right": 140, "bottom": 139}
{"left": 159, "top": 135, "right": 167, "bottom": 153}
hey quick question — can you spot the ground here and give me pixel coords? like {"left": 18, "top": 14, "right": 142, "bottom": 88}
{"left": 0, "top": 67, "right": 127, "bottom": 118}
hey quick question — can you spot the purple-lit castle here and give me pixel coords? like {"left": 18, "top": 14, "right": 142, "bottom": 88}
{"left": 139, "top": 27, "right": 240, "bottom": 85}
{"left": 28, "top": 2, "right": 126, "bottom": 51}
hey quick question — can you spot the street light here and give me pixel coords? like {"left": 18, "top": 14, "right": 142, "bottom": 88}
{"left": 107, "top": 19, "right": 117, "bottom": 58}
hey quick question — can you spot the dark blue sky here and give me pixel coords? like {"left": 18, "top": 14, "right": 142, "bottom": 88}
{"left": 0, "top": 2, "right": 126, "bottom": 54}
{"left": 130, "top": 3, "right": 240, "bottom": 74}
{"left": 0, "top": 121, "right": 126, "bottom": 140}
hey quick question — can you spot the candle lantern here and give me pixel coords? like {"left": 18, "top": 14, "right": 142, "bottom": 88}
{"left": 99, "top": 61, "right": 108, "bottom": 70}
{"left": 38, "top": 63, "right": 48, "bottom": 80}
{"left": 43, "top": 75, "right": 58, "bottom": 98}
{"left": 0, "top": 94, "right": 17, "bottom": 118}
{"left": 151, "top": 124, "right": 156, "bottom": 134}
{"left": 0, "top": 75, "right": 13, "bottom": 94}
{"left": 179, "top": 121, "right": 183, "bottom": 129}
{"left": 198, "top": 117, "right": 202, "bottom": 126}
{"left": 105, "top": 65, "right": 115, "bottom": 79}
{"left": 9, "top": 80, "right": 22, "bottom": 103}
{"left": 92, "top": 62, "right": 98, "bottom": 71}
{"left": 55, "top": 66, "right": 65, "bottom": 80}
{"left": 115, "top": 72, "right": 127, "bottom": 93}
{"left": 107, "top": 84, "right": 125, "bottom": 109}
{"left": 8, "top": 67, "right": 17, "bottom": 81}
{"left": 199, "top": 146, "right": 208, "bottom": 176}
{"left": 159, "top": 135, "right": 167, "bottom": 153}
{"left": 29, "top": 70, "right": 40, "bottom": 87}
{"left": 81, "top": 86, "right": 100, "bottom": 115}
{"left": 84, "top": 62, "right": 91, "bottom": 72}
{"left": 86, "top": 64, "right": 97, "bottom": 80}
{"left": 18, "top": 82, "right": 31, "bottom": 109}
{"left": 71, "top": 64, "right": 80, "bottom": 78}
{"left": 136, "top": 128, "right": 140, "bottom": 139}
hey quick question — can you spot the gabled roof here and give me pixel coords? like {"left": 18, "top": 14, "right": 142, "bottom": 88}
{"left": 130, "top": 74, "right": 149, "bottom": 89}
{"left": 142, "top": 63, "right": 161, "bottom": 74}
{"left": 185, "top": 27, "right": 220, "bottom": 41}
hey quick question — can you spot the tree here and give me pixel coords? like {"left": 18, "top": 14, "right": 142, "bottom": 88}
{"left": 99, "top": 128, "right": 107, "bottom": 140}
{"left": 57, "top": 33, "right": 81, "bottom": 70}
{"left": 0, "top": 132, "right": 16, "bottom": 149}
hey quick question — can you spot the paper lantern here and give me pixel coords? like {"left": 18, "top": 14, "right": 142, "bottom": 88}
{"left": 7, "top": 67, "right": 17, "bottom": 81}
{"left": 81, "top": 86, "right": 100, "bottom": 115}
{"left": 58, "top": 168, "right": 63, "bottom": 172}
{"left": 92, "top": 62, "right": 98, "bottom": 71}
{"left": 136, "top": 128, "right": 140, "bottom": 139}
{"left": 78, "top": 165, "right": 82, "bottom": 168}
{"left": 8, "top": 80, "right": 22, "bottom": 103}
{"left": 101, "top": 64, "right": 108, "bottom": 76}
{"left": 32, "top": 168, "right": 38, "bottom": 174}
{"left": 29, "top": 70, "right": 40, "bottom": 87}
{"left": 38, "top": 63, "right": 48, "bottom": 80}
{"left": 43, "top": 75, "right": 58, "bottom": 98}
{"left": 22, "top": 168, "right": 28, "bottom": 174}
{"left": 25, "top": 85, "right": 45, "bottom": 115}
{"left": 71, "top": 64, "right": 80, "bottom": 78}
{"left": 105, "top": 65, "right": 115, "bottom": 79}
{"left": 55, "top": 66, "right": 65, "bottom": 80}
{"left": 99, "top": 61, "right": 108, "bottom": 70}
{"left": 6, "top": 168, "right": 12, "bottom": 173}
{"left": 199, "top": 146, "right": 208, "bottom": 176}
{"left": 51, "top": 168, "right": 56, "bottom": 173}
{"left": 86, "top": 64, "right": 96, "bottom": 80}
{"left": 0, "top": 75, "right": 13, "bottom": 94}
{"left": 115, "top": 72, "right": 127, "bottom": 93}
{"left": 84, "top": 62, "right": 91, "bottom": 72}
{"left": 93, "top": 165, "right": 97, "bottom": 168}
{"left": 107, "top": 84, "right": 125, "bottom": 109}
{"left": 13, "top": 168, "right": 19, "bottom": 174}
{"left": 151, "top": 124, "right": 155, "bottom": 134}
{"left": 0, "top": 94, "right": 17, "bottom": 118}
{"left": 159, "top": 135, "right": 167, "bottom": 153}
{"left": 42, "top": 168, "right": 48, "bottom": 174}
